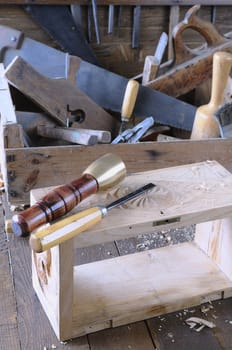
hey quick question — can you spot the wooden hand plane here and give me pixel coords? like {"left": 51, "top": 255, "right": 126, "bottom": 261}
{"left": 137, "top": 5, "right": 232, "bottom": 98}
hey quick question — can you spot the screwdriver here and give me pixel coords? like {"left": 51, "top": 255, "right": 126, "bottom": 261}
{"left": 30, "top": 183, "right": 155, "bottom": 253}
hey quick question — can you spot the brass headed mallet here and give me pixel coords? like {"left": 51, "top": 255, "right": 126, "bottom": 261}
{"left": 11, "top": 153, "right": 126, "bottom": 237}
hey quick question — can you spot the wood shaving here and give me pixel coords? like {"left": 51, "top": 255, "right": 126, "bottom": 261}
{"left": 185, "top": 317, "right": 216, "bottom": 332}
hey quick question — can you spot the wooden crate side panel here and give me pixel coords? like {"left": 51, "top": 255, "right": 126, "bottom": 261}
{"left": 195, "top": 218, "right": 232, "bottom": 280}
{"left": 5, "top": 138, "right": 232, "bottom": 205}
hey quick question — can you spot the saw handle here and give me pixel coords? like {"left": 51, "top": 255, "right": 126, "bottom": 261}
{"left": 30, "top": 206, "right": 103, "bottom": 253}
{"left": 191, "top": 51, "right": 232, "bottom": 139}
{"left": 172, "top": 5, "right": 226, "bottom": 65}
{"left": 11, "top": 174, "right": 98, "bottom": 237}
{"left": 121, "top": 79, "right": 139, "bottom": 122}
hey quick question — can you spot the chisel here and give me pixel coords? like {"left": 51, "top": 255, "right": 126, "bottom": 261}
{"left": 142, "top": 32, "right": 168, "bottom": 85}
{"left": 30, "top": 183, "right": 155, "bottom": 253}
{"left": 108, "top": 4, "right": 115, "bottom": 34}
{"left": 132, "top": 5, "right": 141, "bottom": 49}
{"left": 119, "top": 79, "right": 140, "bottom": 134}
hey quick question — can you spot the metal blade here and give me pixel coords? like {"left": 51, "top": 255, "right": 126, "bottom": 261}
{"left": 154, "top": 32, "right": 168, "bottom": 64}
{"left": 76, "top": 60, "right": 196, "bottom": 130}
{"left": 24, "top": 5, "right": 99, "bottom": 65}
{"left": 106, "top": 183, "right": 155, "bottom": 211}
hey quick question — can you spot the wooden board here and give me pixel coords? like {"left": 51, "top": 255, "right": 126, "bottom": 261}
{"left": 0, "top": 1, "right": 231, "bottom": 5}
{"left": 0, "top": 198, "right": 21, "bottom": 350}
{"left": 31, "top": 160, "right": 232, "bottom": 248}
{"left": 71, "top": 242, "right": 232, "bottom": 337}
{"left": 5, "top": 138, "right": 232, "bottom": 205}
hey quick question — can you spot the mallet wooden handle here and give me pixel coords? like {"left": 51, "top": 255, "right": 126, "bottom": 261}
{"left": 30, "top": 206, "right": 103, "bottom": 253}
{"left": 191, "top": 51, "right": 232, "bottom": 139}
{"left": 11, "top": 174, "right": 98, "bottom": 237}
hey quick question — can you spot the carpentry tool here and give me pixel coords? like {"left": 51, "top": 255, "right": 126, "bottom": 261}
{"left": 11, "top": 153, "right": 126, "bottom": 237}
{"left": 191, "top": 51, "right": 232, "bottom": 139}
{"left": 0, "top": 24, "right": 198, "bottom": 131}
{"left": 214, "top": 102, "right": 232, "bottom": 138}
{"left": 91, "top": 0, "right": 101, "bottom": 44}
{"left": 108, "top": 4, "right": 115, "bottom": 34}
{"left": 37, "top": 125, "right": 111, "bottom": 145}
{"left": 119, "top": 79, "right": 140, "bottom": 133}
{"left": 36, "top": 125, "right": 98, "bottom": 145}
{"left": 4, "top": 56, "right": 117, "bottom": 132}
{"left": 30, "top": 183, "right": 155, "bottom": 253}
{"left": 142, "top": 32, "right": 168, "bottom": 85}
{"left": 112, "top": 116, "right": 154, "bottom": 144}
{"left": 132, "top": 5, "right": 141, "bottom": 49}
{"left": 70, "top": 4, "right": 83, "bottom": 28}
{"left": 134, "top": 5, "right": 232, "bottom": 99}
{"left": 24, "top": 5, "right": 98, "bottom": 65}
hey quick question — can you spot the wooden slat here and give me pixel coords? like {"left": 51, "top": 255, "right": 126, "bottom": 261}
{"left": 147, "top": 305, "right": 222, "bottom": 350}
{"left": 206, "top": 298, "right": 232, "bottom": 348}
{"left": 88, "top": 322, "right": 155, "bottom": 350}
{"left": 0, "top": 1, "right": 230, "bottom": 5}
{"left": 5, "top": 138, "right": 232, "bottom": 205}
{"left": 0, "top": 199, "right": 21, "bottom": 350}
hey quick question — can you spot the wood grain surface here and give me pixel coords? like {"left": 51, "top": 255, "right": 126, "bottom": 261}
{"left": 4, "top": 138, "right": 232, "bottom": 205}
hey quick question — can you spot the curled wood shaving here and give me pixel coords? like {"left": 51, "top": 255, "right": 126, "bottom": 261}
{"left": 185, "top": 317, "right": 216, "bottom": 332}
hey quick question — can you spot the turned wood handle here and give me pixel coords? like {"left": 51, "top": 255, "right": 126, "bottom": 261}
{"left": 191, "top": 51, "right": 232, "bottom": 140}
{"left": 30, "top": 206, "right": 103, "bottom": 253}
{"left": 11, "top": 173, "right": 98, "bottom": 237}
{"left": 121, "top": 79, "right": 139, "bottom": 122}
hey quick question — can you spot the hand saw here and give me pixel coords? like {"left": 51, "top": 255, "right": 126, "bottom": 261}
{"left": 0, "top": 25, "right": 197, "bottom": 131}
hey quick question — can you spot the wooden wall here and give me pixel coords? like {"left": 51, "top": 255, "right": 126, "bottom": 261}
{"left": 0, "top": 5, "right": 231, "bottom": 78}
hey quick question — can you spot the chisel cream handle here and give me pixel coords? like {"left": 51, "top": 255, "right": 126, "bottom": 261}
{"left": 121, "top": 79, "right": 139, "bottom": 121}
{"left": 191, "top": 51, "right": 232, "bottom": 139}
{"left": 29, "top": 207, "right": 103, "bottom": 253}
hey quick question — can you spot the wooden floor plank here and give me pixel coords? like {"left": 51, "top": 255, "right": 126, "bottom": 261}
{"left": 147, "top": 306, "right": 222, "bottom": 350}
{"left": 0, "top": 200, "right": 20, "bottom": 350}
{"left": 88, "top": 322, "right": 155, "bottom": 350}
{"left": 205, "top": 298, "right": 232, "bottom": 349}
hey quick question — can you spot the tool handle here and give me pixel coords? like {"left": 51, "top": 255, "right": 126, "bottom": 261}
{"left": 191, "top": 51, "right": 232, "bottom": 139}
{"left": 121, "top": 79, "right": 139, "bottom": 121}
{"left": 30, "top": 206, "right": 103, "bottom": 253}
{"left": 37, "top": 125, "right": 98, "bottom": 145}
{"left": 172, "top": 5, "right": 226, "bottom": 65}
{"left": 11, "top": 174, "right": 98, "bottom": 237}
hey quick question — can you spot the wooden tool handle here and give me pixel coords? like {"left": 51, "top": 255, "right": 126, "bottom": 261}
{"left": 172, "top": 5, "right": 226, "bottom": 65}
{"left": 191, "top": 51, "right": 232, "bottom": 139}
{"left": 37, "top": 125, "right": 98, "bottom": 145}
{"left": 30, "top": 206, "right": 103, "bottom": 253}
{"left": 121, "top": 79, "right": 139, "bottom": 121}
{"left": 11, "top": 174, "right": 98, "bottom": 237}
